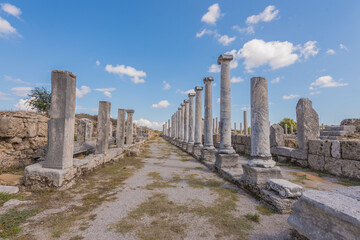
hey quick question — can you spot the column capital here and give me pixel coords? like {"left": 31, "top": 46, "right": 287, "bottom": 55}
{"left": 126, "top": 109, "right": 135, "bottom": 114}
{"left": 184, "top": 99, "right": 189, "bottom": 103}
{"left": 178, "top": 107, "right": 181, "bottom": 110}
{"left": 195, "top": 86, "right": 203, "bottom": 91}
{"left": 203, "top": 76, "right": 214, "bottom": 83}
{"left": 217, "top": 54, "right": 233, "bottom": 65}
{"left": 188, "top": 92, "right": 195, "bottom": 98}
{"left": 181, "top": 103, "right": 185, "bottom": 107}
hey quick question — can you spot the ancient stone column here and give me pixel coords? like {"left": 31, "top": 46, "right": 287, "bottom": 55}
{"left": 242, "top": 77, "right": 281, "bottom": 187}
{"left": 290, "top": 124, "right": 294, "bottom": 135}
{"left": 240, "top": 123, "right": 243, "bottom": 135}
{"left": 201, "top": 77, "right": 216, "bottom": 162}
{"left": 116, "top": 109, "right": 126, "bottom": 147}
{"left": 77, "top": 118, "right": 93, "bottom": 144}
{"left": 193, "top": 86, "right": 203, "bottom": 157}
{"left": 96, "top": 101, "right": 111, "bottom": 154}
{"left": 126, "top": 109, "right": 134, "bottom": 145}
{"left": 44, "top": 70, "right": 76, "bottom": 169}
{"left": 234, "top": 122, "right": 236, "bottom": 132}
{"left": 296, "top": 98, "right": 320, "bottom": 150}
{"left": 168, "top": 119, "right": 171, "bottom": 137}
{"left": 215, "top": 117, "right": 219, "bottom": 134}
{"left": 215, "top": 54, "right": 239, "bottom": 168}
{"left": 285, "top": 124, "right": 288, "bottom": 135}
{"left": 180, "top": 104, "right": 185, "bottom": 142}
{"left": 183, "top": 100, "right": 189, "bottom": 148}
{"left": 177, "top": 107, "right": 182, "bottom": 142}
{"left": 244, "top": 111, "right": 248, "bottom": 135}
{"left": 247, "top": 77, "right": 276, "bottom": 168}
{"left": 213, "top": 119, "right": 215, "bottom": 134}
{"left": 187, "top": 93, "right": 195, "bottom": 152}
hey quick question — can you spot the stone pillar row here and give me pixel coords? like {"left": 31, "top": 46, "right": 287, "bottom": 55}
{"left": 43, "top": 70, "right": 138, "bottom": 171}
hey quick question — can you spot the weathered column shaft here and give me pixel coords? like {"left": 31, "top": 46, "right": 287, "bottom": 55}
{"left": 126, "top": 110, "right": 134, "bottom": 144}
{"left": 116, "top": 108, "right": 126, "bottom": 147}
{"left": 248, "top": 77, "right": 275, "bottom": 168}
{"left": 216, "top": 117, "right": 218, "bottom": 134}
{"left": 44, "top": 70, "right": 76, "bottom": 169}
{"left": 180, "top": 104, "right": 185, "bottom": 141}
{"left": 244, "top": 111, "right": 248, "bottom": 135}
{"left": 218, "top": 54, "right": 235, "bottom": 153}
{"left": 188, "top": 94, "right": 195, "bottom": 143}
{"left": 203, "top": 77, "right": 214, "bottom": 148}
{"left": 168, "top": 119, "right": 171, "bottom": 136}
{"left": 96, "top": 101, "right": 111, "bottom": 154}
{"left": 194, "top": 86, "right": 203, "bottom": 146}
{"left": 77, "top": 118, "right": 92, "bottom": 144}
{"left": 184, "top": 100, "right": 189, "bottom": 142}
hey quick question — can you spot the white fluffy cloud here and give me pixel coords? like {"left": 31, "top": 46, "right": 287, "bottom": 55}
{"left": 95, "top": 88, "right": 115, "bottom": 98}
{"left": 176, "top": 89, "right": 195, "bottom": 95}
{"left": 230, "top": 76, "right": 244, "bottom": 83}
{"left": 0, "top": 16, "right": 18, "bottom": 38}
{"left": 14, "top": 98, "right": 36, "bottom": 112}
{"left": 105, "top": 64, "right": 146, "bottom": 84}
{"left": 232, "top": 25, "right": 254, "bottom": 35}
{"left": 1, "top": 3, "right": 21, "bottom": 18}
{"left": 208, "top": 64, "right": 220, "bottom": 73}
{"left": 310, "top": 76, "right": 348, "bottom": 89}
{"left": 339, "top": 44, "right": 348, "bottom": 51}
{"left": 152, "top": 100, "right": 170, "bottom": 109}
{"left": 201, "top": 3, "right": 221, "bottom": 24}
{"left": 326, "top": 49, "right": 335, "bottom": 55}
{"left": 231, "top": 39, "right": 318, "bottom": 71}
{"left": 96, "top": 60, "right": 100, "bottom": 66}
{"left": 246, "top": 5, "right": 279, "bottom": 24}
{"left": 76, "top": 86, "right": 91, "bottom": 98}
{"left": 271, "top": 77, "right": 280, "bottom": 84}
{"left": 310, "top": 91, "right": 320, "bottom": 95}
{"left": 300, "top": 41, "right": 319, "bottom": 59}
{"left": 283, "top": 94, "right": 299, "bottom": 100}
{"left": 134, "top": 118, "right": 164, "bottom": 130}
{"left": 218, "top": 35, "right": 236, "bottom": 46}
{"left": 162, "top": 81, "right": 170, "bottom": 90}
{"left": 11, "top": 87, "right": 33, "bottom": 97}
{"left": 4, "top": 75, "right": 29, "bottom": 84}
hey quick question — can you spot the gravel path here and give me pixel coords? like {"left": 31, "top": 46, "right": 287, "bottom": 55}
{"left": 58, "top": 138, "right": 291, "bottom": 240}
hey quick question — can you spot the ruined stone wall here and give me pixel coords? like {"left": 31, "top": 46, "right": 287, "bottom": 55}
{"left": 272, "top": 139, "right": 360, "bottom": 179}
{"left": 0, "top": 111, "right": 48, "bottom": 169}
{"left": 231, "top": 134, "right": 251, "bottom": 155}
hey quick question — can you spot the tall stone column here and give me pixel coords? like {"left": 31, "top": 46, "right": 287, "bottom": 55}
{"left": 116, "top": 108, "right": 126, "bottom": 147}
{"left": 290, "top": 124, "right": 293, "bottom": 135}
{"left": 234, "top": 122, "right": 236, "bottom": 132}
{"left": 96, "top": 101, "right": 111, "bottom": 154}
{"left": 180, "top": 104, "right": 185, "bottom": 143}
{"left": 201, "top": 77, "right": 216, "bottom": 162}
{"left": 213, "top": 119, "right": 215, "bottom": 134}
{"left": 240, "top": 123, "right": 243, "bottom": 134}
{"left": 77, "top": 118, "right": 93, "bottom": 144}
{"left": 215, "top": 117, "right": 218, "bottom": 134}
{"left": 193, "top": 86, "right": 203, "bottom": 157}
{"left": 177, "top": 107, "right": 182, "bottom": 143}
{"left": 186, "top": 93, "right": 195, "bottom": 153}
{"left": 44, "top": 70, "right": 76, "bottom": 169}
{"left": 183, "top": 100, "right": 189, "bottom": 148}
{"left": 168, "top": 119, "right": 171, "bottom": 137}
{"left": 215, "top": 54, "right": 239, "bottom": 168}
{"left": 242, "top": 77, "right": 281, "bottom": 187}
{"left": 126, "top": 109, "right": 134, "bottom": 145}
{"left": 285, "top": 124, "right": 288, "bottom": 135}
{"left": 244, "top": 111, "right": 248, "bottom": 135}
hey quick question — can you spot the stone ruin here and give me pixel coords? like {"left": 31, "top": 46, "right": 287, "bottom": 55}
{"left": 162, "top": 53, "right": 360, "bottom": 240}
{"left": 21, "top": 70, "right": 152, "bottom": 189}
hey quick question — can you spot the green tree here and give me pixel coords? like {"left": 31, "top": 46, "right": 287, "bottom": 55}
{"left": 27, "top": 87, "right": 51, "bottom": 114}
{"left": 279, "top": 118, "right": 296, "bottom": 133}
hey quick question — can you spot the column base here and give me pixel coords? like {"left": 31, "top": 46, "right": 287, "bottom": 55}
{"left": 248, "top": 157, "right": 276, "bottom": 168}
{"left": 241, "top": 164, "right": 282, "bottom": 189}
{"left": 215, "top": 152, "right": 240, "bottom": 168}
{"left": 200, "top": 147, "right": 216, "bottom": 163}
{"left": 192, "top": 144, "right": 203, "bottom": 158}
{"left": 181, "top": 141, "right": 187, "bottom": 150}
{"left": 186, "top": 143, "right": 194, "bottom": 154}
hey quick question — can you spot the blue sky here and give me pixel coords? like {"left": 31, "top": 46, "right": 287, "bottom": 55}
{"left": 1, "top": 1, "right": 359, "bottom": 130}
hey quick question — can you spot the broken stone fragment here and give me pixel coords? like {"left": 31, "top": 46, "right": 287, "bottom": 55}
{"left": 266, "top": 179, "right": 303, "bottom": 199}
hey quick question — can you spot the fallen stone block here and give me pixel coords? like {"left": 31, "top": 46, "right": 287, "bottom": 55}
{"left": 266, "top": 179, "right": 302, "bottom": 199}
{"left": 288, "top": 187, "right": 360, "bottom": 240}
{"left": 0, "top": 185, "right": 19, "bottom": 194}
